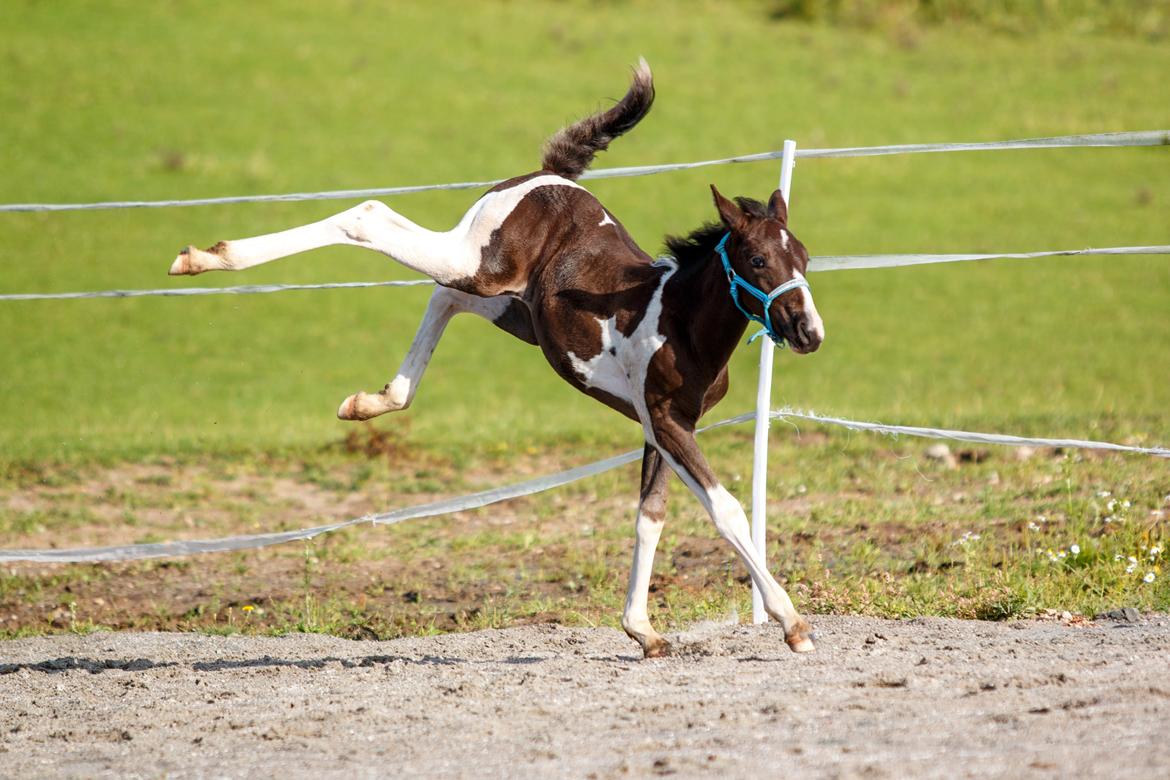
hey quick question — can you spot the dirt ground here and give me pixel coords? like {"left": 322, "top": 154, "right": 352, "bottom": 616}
{"left": 2, "top": 614, "right": 1169, "bottom": 779}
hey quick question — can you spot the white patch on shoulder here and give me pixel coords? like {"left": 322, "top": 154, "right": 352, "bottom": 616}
{"left": 599, "top": 210, "right": 616, "bottom": 227}
{"left": 567, "top": 260, "right": 677, "bottom": 423}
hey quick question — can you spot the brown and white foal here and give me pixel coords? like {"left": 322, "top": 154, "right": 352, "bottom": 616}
{"left": 169, "top": 61, "right": 825, "bottom": 657}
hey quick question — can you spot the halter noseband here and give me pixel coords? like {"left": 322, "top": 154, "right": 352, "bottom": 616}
{"left": 715, "top": 232, "right": 810, "bottom": 346}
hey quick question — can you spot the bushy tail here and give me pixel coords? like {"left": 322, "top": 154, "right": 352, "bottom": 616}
{"left": 541, "top": 58, "right": 654, "bottom": 180}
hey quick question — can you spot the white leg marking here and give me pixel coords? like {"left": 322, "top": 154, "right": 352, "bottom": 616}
{"left": 702, "top": 484, "right": 801, "bottom": 631}
{"left": 643, "top": 444, "right": 804, "bottom": 637}
{"left": 172, "top": 175, "right": 585, "bottom": 288}
{"left": 621, "top": 510, "right": 667, "bottom": 650}
{"left": 337, "top": 286, "right": 513, "bottom": 420}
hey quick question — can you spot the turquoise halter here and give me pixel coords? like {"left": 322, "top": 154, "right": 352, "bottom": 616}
{"left": 715, "top": 232, "right": 810, "bottom": 345}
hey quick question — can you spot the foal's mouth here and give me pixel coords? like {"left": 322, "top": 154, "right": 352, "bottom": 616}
{"left": 778, "top": 311, "right": 824, "bottom": 355}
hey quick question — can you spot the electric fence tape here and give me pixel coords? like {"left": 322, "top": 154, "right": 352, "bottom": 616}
{"left": 3, "top": 245, "right": 1167, "bottom": 302}
{"left": 1, "top": 407, "right": 1165, "bottom": 564}
{"left": 1, "top": 131, "right": 1165, "bottom": 213}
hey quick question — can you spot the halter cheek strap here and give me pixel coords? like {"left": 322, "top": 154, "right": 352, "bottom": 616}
{"left": 715, "top": 232, "right": 810, "bottom": 346}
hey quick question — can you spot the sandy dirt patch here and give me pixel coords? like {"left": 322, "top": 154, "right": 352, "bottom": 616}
{"left": 2, "top": 614, "right": 1169, "bottom": 778}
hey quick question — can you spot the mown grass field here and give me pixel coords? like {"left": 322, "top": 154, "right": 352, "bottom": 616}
{"left": 0, "top": 1, "right": 1167, "bottom": 638}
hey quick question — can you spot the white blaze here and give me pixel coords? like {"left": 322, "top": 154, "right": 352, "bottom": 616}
{"left": 791, "top": 270, "right": 824, "bottom": 342}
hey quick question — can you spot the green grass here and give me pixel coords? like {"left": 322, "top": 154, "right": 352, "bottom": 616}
{"left": 0, "top": 0, "right": 1167, "bottom": 463}
{"left": 767, "top": 0, "right": 1170, "bottom": 37}
{"left": 1, "top": 433, "right": 1166, "bottom": 640}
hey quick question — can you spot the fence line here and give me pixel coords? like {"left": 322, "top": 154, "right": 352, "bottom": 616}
{"left": 1, "top": 131, "right": 1165, "bottom": 214}
{"left": 2, "top": 129, "right": 1166, "bottom": 566}
{"left": 0, "top": 279, "right": 433, "bottom": 302}
{"left": 809, "top": 244, "right": 1170, "bottom": 272}
{"left": 768, "top": 410, "right": 1170, "bottom": 458}
{"left": 1, "top": 406, "right": 1165, "bottom": 564}
{"left": 4, "top": 244, "right": 1166, "bottom": 303}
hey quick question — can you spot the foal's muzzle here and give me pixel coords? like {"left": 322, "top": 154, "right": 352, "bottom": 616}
{"left": 776, "top": 304, "right": 824, "bottom": 355}
{"left": 789, "top": 315, "right": 823, "bottom": 354}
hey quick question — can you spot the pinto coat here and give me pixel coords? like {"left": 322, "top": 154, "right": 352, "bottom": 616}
{"left": 168, "top": 60, "right": 824, "bottom": 657}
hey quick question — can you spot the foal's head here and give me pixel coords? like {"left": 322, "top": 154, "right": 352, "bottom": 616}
{"left": 709, "top": 185, "right": 825, "bottom": 354}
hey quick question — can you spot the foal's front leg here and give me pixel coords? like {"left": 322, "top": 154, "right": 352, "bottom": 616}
{"left": 168, "top": 200, "right": 471, "bottom": 286}
{"left": 649, "top": 413, "right": 815, "bottom": 653}
{"left": 622, "top": 445, "right": 672, "bottom": 658}
{"left": 337, "top": 286, "right": 522, "bottom": 421}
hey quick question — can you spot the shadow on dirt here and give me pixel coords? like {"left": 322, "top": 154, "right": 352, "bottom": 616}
{"left": 0, "top": 657, "right": 178, "bottom": 674}
{"left": 0, "top": 652, "right": 576, "bottom": 674}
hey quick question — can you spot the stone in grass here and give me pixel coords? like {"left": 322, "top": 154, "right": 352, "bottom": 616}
{"left": 925, "top": 443, "right": 958, "bottom": 469}
{"left": 1094, "top": 607, "right": 1141, "bottom": 623}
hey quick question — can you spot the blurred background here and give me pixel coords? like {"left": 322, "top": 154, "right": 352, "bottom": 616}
{"left": 1, "top": 0, "right": 1167, "bottom": 462}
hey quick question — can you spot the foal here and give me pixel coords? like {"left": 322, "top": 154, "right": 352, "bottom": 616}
{"left": 169, "top": 61, "right": 825, "bottom": 657}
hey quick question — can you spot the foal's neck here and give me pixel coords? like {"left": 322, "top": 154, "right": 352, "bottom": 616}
{"left": 666, "top": 245, "right": 750, "bottom": 374}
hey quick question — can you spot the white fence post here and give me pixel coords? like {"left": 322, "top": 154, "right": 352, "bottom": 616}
{"left": 751, "top": 139, "right": 797, "bottom": 624}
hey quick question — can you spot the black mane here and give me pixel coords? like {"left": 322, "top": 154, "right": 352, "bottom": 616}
{"left": 663, "top": 222, "right": 724, "bottom": 267}
{"left": 662, "top": 197, "right": 767, "bottom": 268}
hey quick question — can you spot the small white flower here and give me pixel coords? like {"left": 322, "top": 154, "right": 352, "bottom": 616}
{"left": 1028, "top": 522, "right": 1041, "bottom": 531}
{"left": 1144, "top": 571, "right": 1157, "bottom": 584}
{"left": 1121, "top": 500, "right": 1131, "bottom": 509}
{"left": 1150, "top": 546, "right": 1163, "bottom": 557}
{"left": 1070, "top": 544, "right": 1081, "bottom": 555}
{"left": 1126, "top": 563, "right": 1138, "bottom": 574}
{"left": 1128, "top": 556, "right": 1139, "bottom": 565}
{"left": 1097, "top": 491, "right": 1112, "bottom": 498}
{"left": 1114, "top": 554, "right": 1123, "bottom": 562}
{"left": 1057, "top": 551, "right": 1067, "bottom": 559}
{"left": 1037, "top": 515, "right": 1047, "bottom": 524}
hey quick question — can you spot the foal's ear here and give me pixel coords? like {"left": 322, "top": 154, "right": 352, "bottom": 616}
{"left": 767, "top": 189, "right": 788, "bottom": 226}
{"left": 710, "top": 185, "right": 745, "bottom": 230}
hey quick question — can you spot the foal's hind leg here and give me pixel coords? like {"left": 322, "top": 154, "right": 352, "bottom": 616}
{"left": 648, "top": 413, "right": 814, "bottom": 652}
{"left": 169, "top": 200, "right": 474, "bottom": 287}
{"left": 622, "top": 445, "right": 671, "bottom": 658}
{"left": 338, "top": 286, "right": 535, "bottom": 421}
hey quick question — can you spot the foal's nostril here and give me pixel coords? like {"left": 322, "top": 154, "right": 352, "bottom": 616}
{"left": 796, "top": 319, "right": 811, "bottom": 346}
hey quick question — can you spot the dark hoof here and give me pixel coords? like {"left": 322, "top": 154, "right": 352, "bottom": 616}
{"left": 643, "top": 640, "right": 671, "bottom": 659}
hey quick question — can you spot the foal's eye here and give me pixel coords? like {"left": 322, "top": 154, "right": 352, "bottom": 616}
{"left": 749, "top": 255, "right": 766, "bottom": 269}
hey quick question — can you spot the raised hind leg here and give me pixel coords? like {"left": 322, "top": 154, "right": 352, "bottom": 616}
{"left": 338, "top": 286, "right": 537, "bottom": 421}
{"left": 622, "top": 444, "right": 672, "bottom": 658}
{"left": 647, "top": 411, "right": 814, "bottom": 653}
{"left": 168, "top": 199, "right": 479, "bottom": 287}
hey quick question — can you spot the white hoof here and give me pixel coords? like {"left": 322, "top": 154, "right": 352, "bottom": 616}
{"left": 169, "top": 245, "right": 224, "bottom": 276}
{"left": 337, "top": 391, "right": 397, "bottom": 421}
{"left": 337, "top": 393, "right": 366, "bottom": 421}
